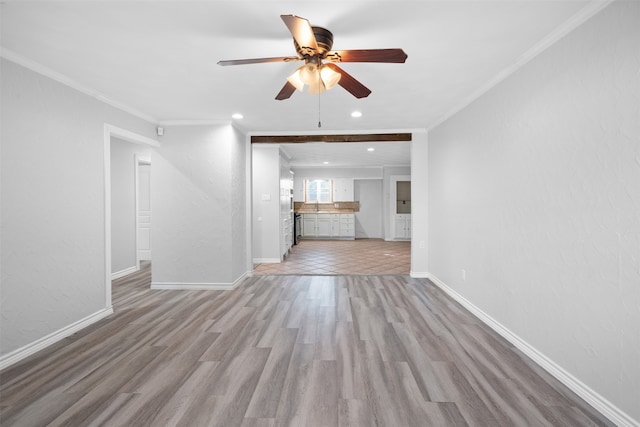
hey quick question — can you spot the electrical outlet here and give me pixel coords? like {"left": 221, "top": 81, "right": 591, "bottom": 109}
{"left": 462, "top": 269, "right": 466, "bottom": 281}
{"left": 419, "top": 240, "right": 425, "bottom": 249}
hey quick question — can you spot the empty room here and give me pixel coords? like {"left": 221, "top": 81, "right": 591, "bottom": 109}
{"left": 1, "top": 1, "right": 638, "bottom": 426}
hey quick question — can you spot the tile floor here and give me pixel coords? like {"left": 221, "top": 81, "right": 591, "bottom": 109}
{"left": 253, "top": 238, "right": 411, "bottom": 275}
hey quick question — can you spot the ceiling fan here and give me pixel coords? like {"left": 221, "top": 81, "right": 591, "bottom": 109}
{"left": 218, "top": 14, "right": 408, "bottom": 100}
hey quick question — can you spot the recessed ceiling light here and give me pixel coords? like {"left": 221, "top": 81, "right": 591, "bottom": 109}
{"left": 323, "top": 161, "right": 329, "bottom": 165}
{"left": 367, "top": 147, "right": 375, "bottom": 152}
{"left": 232, "top": 113, "right": 243, "bottom": 119}
{"left": 351, "top": 111, "right": 362, "bottom": 118}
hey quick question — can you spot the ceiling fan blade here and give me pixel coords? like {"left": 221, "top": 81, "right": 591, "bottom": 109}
{"left": 281, "top": 15, "right": 318, "bottom": 55}
{"left": 325, "top": 63, "right": 371, "bottom": 99}
{"left": 326, "top": 49, "right": 408, "bottom": 63}
{"left": 217, "top": 56, "right": 300, "bottom": 66}
{"left": 275, "top": 81, "right": 297, "bottom": 100}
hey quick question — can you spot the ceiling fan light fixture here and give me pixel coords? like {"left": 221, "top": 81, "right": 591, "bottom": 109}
{"left": 319, "top": 65, "right": 341, "bottom": 90}
{"left": 299, "top": 63, "right": 320, "bottom": 86}
{"left": 307, "top": 81, "right": 326, "bottom": 95}
{"left": 286, "top": 69, "right": 305, "bottom": 92}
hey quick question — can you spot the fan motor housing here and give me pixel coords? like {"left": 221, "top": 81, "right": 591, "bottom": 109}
{"left": 294, "top": 26, "right": 334, "bottom": 58}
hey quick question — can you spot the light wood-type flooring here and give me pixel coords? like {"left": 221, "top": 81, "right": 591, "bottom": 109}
{"left": 0, "top": 262, "right": 611, "bottom": 426}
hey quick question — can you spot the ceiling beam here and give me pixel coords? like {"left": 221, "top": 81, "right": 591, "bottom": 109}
{"left": 250, "top": 133, "right": 412, "bottom": 144}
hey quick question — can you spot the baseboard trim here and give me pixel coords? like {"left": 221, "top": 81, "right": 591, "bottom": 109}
{"left": 253, "top": 258, "right": 281, "bottom": 264}
{"left": 111, "top": 265, "right": 139, "bottom": 280}
{"left": 150, "top": 271, "right": 251, "bottom": 291}
{"left": 427, "top": 273, "right": 638, "bottom": 427}
{"left": 0, "top": 306, "right": 114, "bottom": 371}
{"left": 410, "top": 271, "right": 429, "bottom": 278}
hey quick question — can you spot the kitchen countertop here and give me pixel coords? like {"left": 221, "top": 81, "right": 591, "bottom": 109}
{"left": 296, "top": 210, "right": 355, "bottom": 214}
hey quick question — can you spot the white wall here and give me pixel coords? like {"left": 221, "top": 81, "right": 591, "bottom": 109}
{"left": 150, "top": 124, "right": 248, "bottom": 287}
{"left": 0, "top": 58, "right": 157, "bottom": 358}
{"left": 410, "top": 130, "right": 428, "bottom": 276}
{"left": 252, "top": 145, "right": 281, "bottom": 262}
{"left": 110, "top": 137, "right": 150, "bottom": 275}
{"left": 230, "top": 127, "right": 249, "bottom": 280}
{"left": 428, "top": 2, "right": 639, "bottom": 424}
{"left": 353, "top": 180, "right": 383, "bottom": 238}
{"left": 292, "top": 166, "right": 383, "bottom": 181}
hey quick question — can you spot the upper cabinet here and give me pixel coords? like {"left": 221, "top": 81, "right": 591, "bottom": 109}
{"left": 293, "top": 178, "right": 305, "bottom": 202}
{"left": 333, "top": 178, "right": 354, "bottom": 202}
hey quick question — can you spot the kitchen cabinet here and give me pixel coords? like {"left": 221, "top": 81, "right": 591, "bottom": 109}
{"left": 316, "top": 214, "right": 332, "bottom": 236}
{"left": 301, "top": 213, "right": 355, "bottom": 239}
{"left": 339, "top": 214, "right": 355, "bottom": 238}
{"left": 332, "top": 178, "right": 354, "bottom": 202}
{"left": 293, "top": 178, "right": 305, "bottom": 202}
{"left": 394, "top": 214, "right": 411, "bottom": 239}
{"left": 303, "top": 216, "right": 317, "bottom": 236}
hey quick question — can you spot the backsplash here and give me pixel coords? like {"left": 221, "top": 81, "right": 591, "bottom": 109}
{"left": 294, "top": 201, "right": 360, "bottom": 213}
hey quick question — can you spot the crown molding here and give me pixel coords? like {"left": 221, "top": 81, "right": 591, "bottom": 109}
{"left": 1, "top": 48, "right": 158, "bottom": 125}
{"left": 427, "top": 0, "right": 614, "bottom": 131}
{"left": 157, "top": 119, "right": 232, "bottom": 126}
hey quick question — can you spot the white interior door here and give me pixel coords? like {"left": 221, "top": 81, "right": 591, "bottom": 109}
{"left": 137, "top": 162, "right": 152, "bottom": 261}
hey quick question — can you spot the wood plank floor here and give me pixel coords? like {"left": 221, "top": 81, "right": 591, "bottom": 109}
{"left": 0, "top": 262, "right": 612, "bottom": 426}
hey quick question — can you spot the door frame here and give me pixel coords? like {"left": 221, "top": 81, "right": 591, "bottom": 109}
{"left": 104, "top": 124, "right": 159, "bottom": 308}
{"left": 389, "top": 175, "right": 411, "bottom": 240}
{"left": 135, "top": 156, "right": 152, "bottom": 264}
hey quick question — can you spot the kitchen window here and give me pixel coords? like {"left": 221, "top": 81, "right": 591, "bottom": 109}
{"left": 305, "top": 179, "right": 332, "bottom": 203}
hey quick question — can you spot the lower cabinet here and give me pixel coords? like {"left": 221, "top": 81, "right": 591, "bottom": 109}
{"left": 316, "top": 214, "right": 332, "bottom": 237}
{"left": 301, "top": 213, "right": 355, "bottom": 239}
{"left": 394, "top": 214, "right": 411, "bottom": 239}
{"left": 303, "top": 217, "right": 317, "bottom": 236}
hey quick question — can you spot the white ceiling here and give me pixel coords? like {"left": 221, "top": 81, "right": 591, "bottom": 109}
{"left": 1, "top": 1, "right": 604, "bottom": 167}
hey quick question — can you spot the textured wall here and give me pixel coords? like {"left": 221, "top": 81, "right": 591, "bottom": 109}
{"left": 428, "top": 1, "right": 640, "bottom": 422}
{"left": 0, "top": 59, "right": 156, "bottom": 356}
{"left": 151, "top": 125, "right": 244, "bottom": 285}
{"left": 252, "top": 145, "right": 281, "bottom": 261}
{"left": 230, "top": 127, "right": 249, "bottom": 280}
{"left": 354, "top": 180, "right": 383, "bottom": 238}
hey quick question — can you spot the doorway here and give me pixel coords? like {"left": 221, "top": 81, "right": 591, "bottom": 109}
{"left": 104, "top": 124, "right": 159, "bottom": 308}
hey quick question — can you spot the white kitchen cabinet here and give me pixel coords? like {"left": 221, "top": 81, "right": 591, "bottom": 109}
{"left": 330, "top": 214, "right": 341, "bottom": 236}
{"left": 303, "top": 216, "right": 317, "bottom": 236}
{"left": 316, "top": 214, "right": 332, "bottom": 236}
{"left": 394, "top": 214, "right": 411, "bottom": 239}
{"left": 332, "top": 178, "right": 354, "bottom": 202}
{"left": 300, "top": 213, "right": 355, "bottom": 239}
{"left": 293, "top": 178, "right": 305, "bottom": 202}
{"left": 339, "top": 214, "right": 355, "bottom": 238}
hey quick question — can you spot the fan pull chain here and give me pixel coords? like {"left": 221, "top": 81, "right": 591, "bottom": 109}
{"left": 318, "top": 82, "right": 322, "bottom": 128}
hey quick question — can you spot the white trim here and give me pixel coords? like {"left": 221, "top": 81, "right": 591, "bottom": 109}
{"left": 150, "top": 271, "right": 251, "bottom": 291}
{"left": 253, "top": 258, "right": 281, "bottom": 264}
{"left": 0, "top": 307, "right": 113, "bottom": 371}
{"left": 1, "top": 49, "right": 158, "bottom": 124}
{"left": 427, "top": 273, "right": 639, "bottom": 427}
{"left": 389, "top": 175, "right": 411, "bottom": 241}
{"left": 104, "top": 124, "right": 159, "bottom": 309}
{"left": 111, "top": 265, "right": 139, "bottom": 280}
{"left": 158, "top": 119, "right": 230, "bottom": 126}
{"left": 410, "top": 271, "right": 429, "bottom": 278}
{"left": 134, "top": 156, "right": 142, "bottom": 269}
{"left": 105, "top": 124, "right": 160, "bottom": 148}
{"left": 427, "top": 0, "right": 614, "bottom": 131}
